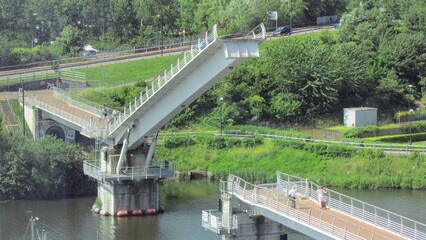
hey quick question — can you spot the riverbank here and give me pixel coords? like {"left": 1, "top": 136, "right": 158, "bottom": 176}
{"left": 155, "top": 135, "right": 426, "bottom": 189}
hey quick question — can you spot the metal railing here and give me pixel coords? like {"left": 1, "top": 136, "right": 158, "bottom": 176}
{"left": 216, "top": 132, "right": 426, "bottom": 153}
{"left": 107, "top": 24, "right": 220, "bottom": 134}
{"left": 60, "top": 70, "right": 86, "bottom": 80}
{"left": 19, "top": 90, "right": 106, "bottom": 138}
{"left": 224, "top": 174, "right": 400, "bottom": 240}
{"left": 202, "top": 209, "right": 238, "bottom": 234}
{"left": 52, "top": 87, "right": 104, "bottom": 117}
{"left": 108, "top": 23, "right": 266, "bottom": 136}
{"left": 277, "top": 172, "right": 426, "bottom": 240}
{"left": 83, "top": 160, "right": 176, "bottom": 182}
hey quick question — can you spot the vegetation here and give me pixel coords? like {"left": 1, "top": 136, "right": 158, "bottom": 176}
{"left": 0, "top": 133, "right": 95, "bottom": 200}
{"left": 155, "top": 134, "right": 426, "bottom": 189}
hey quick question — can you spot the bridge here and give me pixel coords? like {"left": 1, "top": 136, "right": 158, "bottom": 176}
{"left": 202, "top": 172, "right": 426, "bottom": 240}
{"left": 4, "top": 24, "right": 266, "bottom": 216}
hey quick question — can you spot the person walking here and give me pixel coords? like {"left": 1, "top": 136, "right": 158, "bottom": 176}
{"left": 288, "top": 186, "right": 296, "bottom": 209}
{"left": 318, "top": 186, "right": 327, "bottom": 209}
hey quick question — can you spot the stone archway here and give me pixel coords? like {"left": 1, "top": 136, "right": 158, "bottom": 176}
{"left": 45, "top": 125, "right": 65, "bottom": 140}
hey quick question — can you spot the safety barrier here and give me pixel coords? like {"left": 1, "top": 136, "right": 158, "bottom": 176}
{"left": 278, "top": 172, "right": 426, "bottom": 240}
{"left": 225, "top": 174, "right": 399, "bottom": 240}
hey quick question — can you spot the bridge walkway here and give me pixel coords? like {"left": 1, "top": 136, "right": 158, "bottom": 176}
{"left": 203, "top": 173, "right": 426, "bottom": 240}
{"left": 22, "top": 89, "right": 107, "bottom": 138}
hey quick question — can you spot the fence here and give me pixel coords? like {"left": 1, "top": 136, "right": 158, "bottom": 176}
{"left": 278, "top": 172, "right": 426, "bottom": 240}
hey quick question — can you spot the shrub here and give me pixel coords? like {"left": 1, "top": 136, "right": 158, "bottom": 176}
{"left": 163, "top": 136, "right": 196, "bottom": 148}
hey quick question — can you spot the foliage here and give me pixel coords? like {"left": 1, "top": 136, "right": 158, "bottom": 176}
{"left": 154, "top": 137, "right": 426, "bottom": 189}
{"left": 341, "top": 121, "right": 426, "bottom": 138}
{"left": 0, "top": 135, "right": 95, "bottom": 200}
{"left": 362, "top": 132, "right": 426, "bottom": 143}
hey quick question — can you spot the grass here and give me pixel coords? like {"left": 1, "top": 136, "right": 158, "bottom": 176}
{"left": 155, "top": 136, "right": 426, "bottom": 189}
{"left": 9, "top": 100, "right": 32, "bottom": 139}
{"left": 76, "top": 55, "right": 178, "bottom": 87}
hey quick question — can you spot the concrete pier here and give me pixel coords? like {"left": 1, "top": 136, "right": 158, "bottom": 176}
{"left": 98, "top": 179, "right": 159, "bottom": 215}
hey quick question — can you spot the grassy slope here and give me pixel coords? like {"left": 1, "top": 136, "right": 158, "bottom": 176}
{"left": 77, "top": 55, "right": 178, "bottom": 87}
{"left": 155, "top": 139, "right": 426, "bottom": 189}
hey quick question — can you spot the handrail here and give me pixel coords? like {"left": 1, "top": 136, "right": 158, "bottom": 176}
{"left": 19, "top": 90, "right": 107, "bottom": 138}
{"left": 277, "top": 172, "right": 426, "bottom": 240}
{"left": 83, "top": 160, "right": 176, "bottom": 182}
{"left": 52, "top": 86, "right": 104, "bottom": 117}
{"left": 225, "top": 174, "right": 396, "bottom": 240}
{"left": 108, "top": 25, "right": 220, "bottom": 134}
{"left": 216, "top": 132, "right": 426, "bottom": 153}
{"left": 108, "top": 23, "right": 266, "bottom": 137}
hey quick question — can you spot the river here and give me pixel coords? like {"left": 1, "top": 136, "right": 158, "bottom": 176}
{"left": 0, "top": 180, "right": 425, "bottom": 240}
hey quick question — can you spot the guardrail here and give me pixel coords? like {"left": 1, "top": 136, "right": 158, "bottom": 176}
{"left": 60, "top": 70, "right": 86, "bottom": 80}
{"left": 107, "top": 24, "right": 220, "bottom": 133}
{"left": 83, "top": 160, "right": 176, "bottom": 182}
{"left": 215, "top": 132, "right": 426, "bottom": 153}
{"left": 277, "top": 172, "right": 426, "bottom": 240}
{"left": 19, "top": 89, "right": 107, "bottom": 138}
{"left": 225, "top": 174, "right": 395, "bottom": 240}
{"left": 52, "top": 86, "right": 104, "bottom": 117}
{"left": 202, "top": 209, "right": 238, "bottom": 235}
{"left": 108, "top": 23, "right": 267, "bottom": 135}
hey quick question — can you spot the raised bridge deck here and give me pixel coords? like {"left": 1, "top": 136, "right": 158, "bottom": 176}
{"left": 202, "top": 172, "right": 426, "bottom": 240}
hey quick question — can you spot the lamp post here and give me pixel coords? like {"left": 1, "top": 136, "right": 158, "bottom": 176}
{"left": 22, "top": 80, "right": 25, "bottom": 137}
{"left": 409, "top": 108, "right": 414, "bottom": 146}
{"left": 220, "top": 97, "right": 224, "bottom": 134}
{"left": 285, "top": 0, "right": 292, "bottom": 33}
{"left": 159, "top": 0, "right": 163, "bottom": 56}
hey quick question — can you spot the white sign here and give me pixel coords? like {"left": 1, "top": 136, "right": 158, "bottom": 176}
{"left": 268, "top": 11, "right": 278, "bottom": 20}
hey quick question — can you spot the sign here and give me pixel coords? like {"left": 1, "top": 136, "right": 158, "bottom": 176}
{"left": 268, "top": 11, "right": 278, "bottom": 20}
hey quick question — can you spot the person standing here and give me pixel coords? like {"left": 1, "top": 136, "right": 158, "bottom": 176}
{"left": 288, "top": 186, "right": 296, "bottom": 209}
{"left": 318, "top": 186, "right": 327, "bottom": 209}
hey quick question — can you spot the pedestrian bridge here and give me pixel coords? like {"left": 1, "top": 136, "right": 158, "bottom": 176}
{"left": 202, "top": 172, "right": 426, "bottom": 240}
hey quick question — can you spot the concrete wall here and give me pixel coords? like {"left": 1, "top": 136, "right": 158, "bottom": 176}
{"left": 98, "top": 179, "right": 159, "bottom": 215}
{"left": 0, "top": 78, "right": 86, "bottom": 92}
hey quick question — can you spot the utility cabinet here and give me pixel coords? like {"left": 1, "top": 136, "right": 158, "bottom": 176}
{"left": 343, "top": 107, "right": 377, "bottom": 127}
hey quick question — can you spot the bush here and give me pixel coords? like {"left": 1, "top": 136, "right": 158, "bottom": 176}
{"left": 163, "top": 136, "right": 196, "bottom": 148}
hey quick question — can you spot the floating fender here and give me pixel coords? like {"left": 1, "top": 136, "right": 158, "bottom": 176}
{"left": 146, "top": 208, "right": 157, "bottom": 215}
{"left": 117, "top": 210, "right": 129, "bottom": 217}
{"left": 132, "top": 209, "right": 142, "bottom": 216}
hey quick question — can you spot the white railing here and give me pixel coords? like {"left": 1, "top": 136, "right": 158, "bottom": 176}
{"left": 83, "top": 160, "right": 176, "bottom": 182}
{"left": 19, "top": 90, "right": 107, "bottom": 138}
{"left": 52, "top": 86, "right": 104, "bottom": 117}
{"left": 277, "top": 172, "right": 426, "bottom": 240}
{"left": 108, "top": 25, "right": 220, "bottom": 134}
{"left": 202, "top": 209, "right": 238, "bottom": 234}
{"left": 108, "top": 23, "right": 267, "bottom": 136}
{"left": 217, "top": 133, "right": 426, "bottom": 153}
{"left": 225, "top": 174, "right": 399, "bottom": 240}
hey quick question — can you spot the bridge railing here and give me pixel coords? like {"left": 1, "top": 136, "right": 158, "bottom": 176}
{"left": 108, "top": 25, "right": 219, "bottom": 134}
{"left": 83, "top": 160, "right": 176, "bottom": 182}
{"left": 108, "top": 23, "right": 267, "bottom": 136}
{"left": 226, "top": 174, "right": 394, "bottom": 240}
{"left": 19, "top": 90, "right": 88, "bottom": 127}
{"left": 52, "top": 86, "right": 104, "bottom": 117}
{"left": 277, "top": 172, "right": 426, "bottom": 240}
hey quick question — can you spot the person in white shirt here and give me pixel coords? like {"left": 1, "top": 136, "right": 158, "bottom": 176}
{"left": 288, "top": 186, "right": 296, "bottom": 209}
{"left": 318, "top": 186, "right": 327, "bottom": 209}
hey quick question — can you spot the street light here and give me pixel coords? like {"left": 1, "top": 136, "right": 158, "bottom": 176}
{"left": 220, "top": 97, "right": 224, "bottom": 134}
{"left": 286, "top": 0, "right": 293, "bottom": 33}
{"left": 409, "top": 108, "right": 414, "bottom": 146}
{"left": 159, "top": 0, "right": 164, "bottom": 56}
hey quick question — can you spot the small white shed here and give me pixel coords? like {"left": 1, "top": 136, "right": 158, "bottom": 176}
{"left": 343, "top": 107, "right": 377, "bottom": 127}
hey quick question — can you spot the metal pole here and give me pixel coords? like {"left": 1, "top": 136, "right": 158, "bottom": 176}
{"left": 220, "top": 97, "right": 224, "bottom": 134}
{"left": 289, "top": 0, "right": 292, "bottom": 33}
{"left": 22, "top": 80, "right": 26, "bottom": 137}
{"left": 160, "top": 0, "right": 163, "bottom": 56}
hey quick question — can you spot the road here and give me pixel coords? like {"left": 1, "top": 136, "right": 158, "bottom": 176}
{"left": 0, "top": 24, "right": 333, "bottom": 82}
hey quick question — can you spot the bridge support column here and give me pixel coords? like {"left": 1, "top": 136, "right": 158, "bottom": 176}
{"left": 97, "top": 179, "right": 160, "bottom": 215}
{"left": 223, "top": 201, "right": 286, "bottom": 240}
